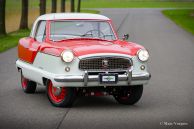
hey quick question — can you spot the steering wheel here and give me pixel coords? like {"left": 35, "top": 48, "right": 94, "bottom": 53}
{"left": 83, "top": 29, "right": 105, "bottom": 39}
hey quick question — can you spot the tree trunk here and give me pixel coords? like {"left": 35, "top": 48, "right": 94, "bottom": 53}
{"left": 0, "top": 0, "right": 6, "bottom": 35}
{"left": 40, "top": 0, "right": 46, "bottom": 15}
{"left": 77, "top": 0, "right": 81, "bottom": 12}
{"left": 51, "top": 0, "right": 57, "bottom": 13}
{"left": 61, "top": 0, "right": 65, "bottom": 12}
{"left": 20, "top": 0, "right": 28, "bottom": 29}
{"left": 191, "top": 10, "right": 194, "bottom": 17}
{"left": 71, "top": 0, "right": 74, "bottom": 12}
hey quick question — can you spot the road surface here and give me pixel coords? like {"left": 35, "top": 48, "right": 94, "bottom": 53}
{"left": 0, "top": 9, "right": 194, "bottom": 129}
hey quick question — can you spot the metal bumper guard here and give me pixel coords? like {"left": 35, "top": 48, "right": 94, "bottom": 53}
{"left": 54, "top": 70, "right": 151, "bottom": 86}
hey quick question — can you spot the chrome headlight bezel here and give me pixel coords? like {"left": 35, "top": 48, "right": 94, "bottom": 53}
{"left": 61, "top": 50, "right": 74, "bottom": 63}
{"left": 137, "top": 49, "right": 149, "bottom": 62}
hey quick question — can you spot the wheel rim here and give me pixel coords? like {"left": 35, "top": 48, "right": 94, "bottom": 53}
{"left": 48, "top": 81, "right": 67, "bottom": 103}
{"left": 21, "top": 75, "right": 28, "bottom": 89}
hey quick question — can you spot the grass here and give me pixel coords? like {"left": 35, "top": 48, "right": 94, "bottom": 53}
{"left": 0, "top": 30, "right": 30, "bottom": 53}
{"left": 162, "top": 9, "right": 194, "bottom": 35}
{"left": 82, "top": 0, "right": 194, "bottom": 8}
{"left": 81, "top": 9, "right": 100, "bottom": 14}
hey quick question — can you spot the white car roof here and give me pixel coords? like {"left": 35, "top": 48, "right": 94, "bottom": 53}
{"left": 30, "top": 13, "right": 110, "bottom": 37}
{"left": 37, "top": 13, "right": 110, "bottom": 21}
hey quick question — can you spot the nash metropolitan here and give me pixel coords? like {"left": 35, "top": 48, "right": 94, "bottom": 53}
{"left": 16, "top": 13, "right": 151, "bottom": 107}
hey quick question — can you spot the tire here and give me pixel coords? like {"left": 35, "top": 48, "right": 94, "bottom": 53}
{"left": 113, "top": 85, "right": 143, "bottom": 105}
{"left": 21, "top": 73, "right": 37, "bottom": 93}
{"left": 46, "top": 80, "right": 76, "bottom": 107}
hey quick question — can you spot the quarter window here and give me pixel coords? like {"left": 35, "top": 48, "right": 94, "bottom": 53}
{"left": 35, "top": 21, "right": 46, "bottom": 42}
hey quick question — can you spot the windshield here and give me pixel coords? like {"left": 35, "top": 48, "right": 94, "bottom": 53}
{"left": 50, "top": 20, "right": 116, "bottom": 41}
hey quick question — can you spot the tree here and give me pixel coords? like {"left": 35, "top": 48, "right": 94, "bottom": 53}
{"left": 70, "top": 0, "right": 74, "bottom": 12}
{"left": 20, "top": 0, "right": 28, "bottom": 29}
{"left": 51, "top": 0, "right": 57, "bottom": 13}
{"left": 61, "top": 0, "right": 65, "bottom": 12}
{"left": 77, "top": 0, "right": 81, "bottom": 12}
{"left": 40, "top": 0, "right": 46, "bottom": 15}
{"left": 0, "top": 0, "right": 6, "bottom": 35}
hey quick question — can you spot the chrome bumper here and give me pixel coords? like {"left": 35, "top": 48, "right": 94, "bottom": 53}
{"left": 54, "top": 71, "right": 151, "bottom": 86}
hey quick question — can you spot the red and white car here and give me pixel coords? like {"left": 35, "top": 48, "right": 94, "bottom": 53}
{"left": 16, "top": 13, "right": 151, "bottom": 107}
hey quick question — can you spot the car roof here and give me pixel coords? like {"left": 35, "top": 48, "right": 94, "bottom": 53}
{"left": 37, "top": 13, "right": 110, "bottom": 21}
{"left": 30, "top": 13, "right": 111, "bottom": 38}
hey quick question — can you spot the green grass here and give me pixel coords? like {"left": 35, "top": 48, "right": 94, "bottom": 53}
{"left": 82, "top": 0, "right": 194, "bottom": 8}
{"left": 0, "top": 30, "right": 30, "bottom": 53}
{"left": 162, "top": 9, "right": 194, "bottom": 35}
{"left": 81, "top": 9, "right": 100, "bottom": 14}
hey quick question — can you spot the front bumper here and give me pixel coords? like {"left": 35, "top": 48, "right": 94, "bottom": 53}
{"left": 16, "top": 59, "right": 151, "bottom": 87}
{"left": 54, "top": 70, "right": 151, "bottom": 87}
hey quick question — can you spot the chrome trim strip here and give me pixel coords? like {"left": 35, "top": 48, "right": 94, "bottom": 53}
{"left": 54, "top": 75, "right": 83, "bottom": 82}
{"left": 78, "top": 53, "right": 132, "bottom": 59}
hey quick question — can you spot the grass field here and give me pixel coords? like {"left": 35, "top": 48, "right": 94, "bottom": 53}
{"left": 0, "top": 30, "right": 30, "bottom": 53}
{"left": 163, "top": 9, "right": 194, "bottom": 35}
{"left": 82, "top": 0, "right": 194, "bottom": 8}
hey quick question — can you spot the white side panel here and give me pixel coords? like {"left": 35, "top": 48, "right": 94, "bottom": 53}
{"left": 33, "top": 52, "right": 83, "bottom": 75}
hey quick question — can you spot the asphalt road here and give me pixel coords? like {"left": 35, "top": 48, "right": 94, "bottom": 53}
{"left": 0, "top": 9, "right": 194, "bottom": 129}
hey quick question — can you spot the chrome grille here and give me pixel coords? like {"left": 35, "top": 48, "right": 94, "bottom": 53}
{"left": 79, "top": 57, "right": 132, "bottom": 70}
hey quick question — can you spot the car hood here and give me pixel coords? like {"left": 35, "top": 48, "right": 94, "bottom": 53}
{"left": 41, "top": 40, "right": 144, "bottom": 57}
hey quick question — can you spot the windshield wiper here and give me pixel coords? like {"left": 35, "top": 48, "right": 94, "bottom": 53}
{"left": 53, "top": 37, "right": 110, "bottom": 42}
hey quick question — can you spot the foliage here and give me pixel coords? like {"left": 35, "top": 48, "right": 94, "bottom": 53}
{"left": 0, "top": 30, "right": 30, "bottom": 53}
{"left": 163, "top": 9, "right": 194, "bottom": 35}
{"left": 81, "top": 0, "right": 194, "bottom": 8}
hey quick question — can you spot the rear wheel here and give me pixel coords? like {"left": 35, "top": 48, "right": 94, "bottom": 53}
{"left": 113, "top": 85, "right": 143, "bottom": 105}
{"left": 21, "top": 73, "right": 37, "bottom": 93}
{"left": 46, "top": 80, "right": 76, "bottom": 107}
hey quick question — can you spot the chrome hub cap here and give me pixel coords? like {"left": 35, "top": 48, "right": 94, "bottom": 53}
{"left": 52, "top": 87, "right": 62, "bottom": 96}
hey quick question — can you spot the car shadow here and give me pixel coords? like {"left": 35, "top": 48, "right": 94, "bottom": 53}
{"left": 35, "top": 86, "right": 46, "bottom": 94}
{"left": 33, "top": 86, "right": 152, "bottom": 109}
{"left": 73, "top": 96, "right": 142, "bottom": 110}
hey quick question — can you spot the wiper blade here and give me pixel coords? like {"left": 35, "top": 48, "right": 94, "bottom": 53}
{"left": 54, "top": 37, "right": 109, "bottom": 42}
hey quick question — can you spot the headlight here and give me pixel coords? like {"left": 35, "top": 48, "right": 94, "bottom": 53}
{"left": 61, "top": 50, "right": 74, "bottom": 63}
{"left": 137, "top": 49, "right": 149, "bottom": 62}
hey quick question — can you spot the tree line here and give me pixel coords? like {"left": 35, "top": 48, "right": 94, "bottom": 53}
{"left": 0, "top": 0, "right": 82, "bottom": 35}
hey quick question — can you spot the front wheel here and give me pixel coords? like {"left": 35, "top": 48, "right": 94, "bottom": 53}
{"left": 113, "top": 85, "right": 143, "bottom": 105}
{"left": 46, "top": 80, "right": 76, "bottom": 107}
{"left": 21, "top": 73, "right": 37, "bottom": 93}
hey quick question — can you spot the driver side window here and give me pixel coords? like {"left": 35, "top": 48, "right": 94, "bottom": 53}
{"left": 35, "top": 21, "right": 46, "bottom": 42}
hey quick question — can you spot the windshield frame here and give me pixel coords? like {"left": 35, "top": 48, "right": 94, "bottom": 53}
{"left": 47, "top": 19, "right": 118, "bottom": 42}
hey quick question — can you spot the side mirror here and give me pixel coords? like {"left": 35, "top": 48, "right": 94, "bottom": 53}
{"left": 122, "top": 34, "right": 129, "bottom": 41}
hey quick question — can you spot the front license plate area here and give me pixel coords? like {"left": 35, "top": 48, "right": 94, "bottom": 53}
{"left": 99, "top": 73, "right": 118, "bottom": 84}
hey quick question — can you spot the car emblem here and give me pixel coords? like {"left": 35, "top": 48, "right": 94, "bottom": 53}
{"left": 102, "top": 59, "right": 109, "bottom": 68}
